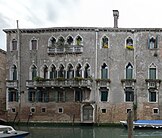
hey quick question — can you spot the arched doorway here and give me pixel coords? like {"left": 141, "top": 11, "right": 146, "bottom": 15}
{"left": 83, "top": 105, "right": 93, "bottom": 122}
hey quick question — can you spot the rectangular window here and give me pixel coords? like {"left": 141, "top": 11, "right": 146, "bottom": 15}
{"left": 58, "top": 91, "right": 65, "bottom": 102}
{"left": 125, "top": 87, "right": 134, "bottom": 102}
{"left": 149, "top": 68, "right": 156, "bottom": 79}
{"left": 101, "top": 69, "right": 108, "bottom": 79}
{"left": 75, "top": 89, "right": 82, "bottom": 102}
{"left": 153, "top": 108, "right": 159, "bottom": 114}
{"left": 100, "top": 89, "right": 108, "bottom": 102}
{"left": 28, "top": 90, "right": 36, "bottom": 102}
{"left": 37, "top": 90, "right": 49, "bottom": 102}
{"left": 12, "top": 40, "right": 17, "bottom": 50}
{"left": 8, "top": 90, "right": 18, "bottom": 102}
{"left": 126, "top": 68, "right": 133, "bottom": 79}
{"left": 149, "top": 91, "right": 157, "bottom": 102}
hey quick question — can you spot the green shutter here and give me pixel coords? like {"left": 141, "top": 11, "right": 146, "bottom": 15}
{"left": 155, "top": 35, "right": 158, "bottom": 48}
{"left": 148, "top": 35, "right": 150, "bottom": 49}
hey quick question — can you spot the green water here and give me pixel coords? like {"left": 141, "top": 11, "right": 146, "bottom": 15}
{"left": 18, "top": 126, "right": 162, "bottom": 138}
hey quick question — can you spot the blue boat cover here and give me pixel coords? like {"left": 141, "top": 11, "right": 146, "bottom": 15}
{"left": 135, "top": 120, "right": 162, "bottom": 124}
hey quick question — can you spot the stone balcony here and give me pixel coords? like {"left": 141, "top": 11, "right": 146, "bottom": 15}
{"left": 6, "top": 80, "right": 18, "bottom": 88}
{"left": 145, "top": 79, "right": 161, "bottom": 89}
{"left": 26, "top": 78, "right": 92, "bottom": 88}
{"left": 121, "top": 79, "right": 136, "bottom": 88}
{"left": 95, "top": 79, "right": 111, "bottom": 88}
{"left": 47, "top": 45, "right": 83, "bottom": 55}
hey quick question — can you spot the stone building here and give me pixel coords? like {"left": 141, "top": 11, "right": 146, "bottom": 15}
{"left": 0, "top": 49, "right": 6, "bottom": 119}
{"left": 3, "top": 10, "right": 162, "bottom": 123}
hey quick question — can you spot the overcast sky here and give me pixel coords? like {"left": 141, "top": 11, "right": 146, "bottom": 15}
{"left": 1, "top": 0, "right": 162, "bottom": 50}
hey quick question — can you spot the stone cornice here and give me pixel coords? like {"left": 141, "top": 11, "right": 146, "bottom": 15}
{"left": 3, "top": 27, "right": 162, "bottom": 34}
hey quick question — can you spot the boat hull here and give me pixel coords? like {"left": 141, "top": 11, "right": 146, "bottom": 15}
{"left": 120, "top": 120, "right": 162, "bottom": 129}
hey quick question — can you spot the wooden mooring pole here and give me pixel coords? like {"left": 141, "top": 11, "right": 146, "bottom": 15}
{"left": 127, "top": 110, "right": 133, "bottom": 138}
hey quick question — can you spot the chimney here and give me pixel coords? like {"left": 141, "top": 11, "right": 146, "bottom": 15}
{"left": 113, "top": 10, "right": 119, "bottom": 28}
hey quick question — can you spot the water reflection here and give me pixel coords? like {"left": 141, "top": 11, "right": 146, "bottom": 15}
{"left": 17, "top": 126, "right": 162, "bottom": 138}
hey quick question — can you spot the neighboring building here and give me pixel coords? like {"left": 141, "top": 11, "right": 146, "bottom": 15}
{"left": 3, "top": 10, "right": 162, "bottom": 123}
{"left": 0, "top": 49, "right": 6, "bottom": 119}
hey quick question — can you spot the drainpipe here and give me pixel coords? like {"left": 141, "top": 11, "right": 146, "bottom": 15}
{"left": 17, "top": 20, "right": 21, "bottom": 121}
{"left": 95, "top": 28, "right": 99, "bottom": 123}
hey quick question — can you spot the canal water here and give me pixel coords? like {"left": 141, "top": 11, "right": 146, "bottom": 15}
{"left": 18, "top": 126, "right": 162, "bottom": 138}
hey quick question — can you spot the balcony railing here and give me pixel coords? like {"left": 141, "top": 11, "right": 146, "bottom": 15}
{"left": 121, "top": 79, "right": 136, "bottom": 88}
{"left": 26, "top": 78, "right": 92, "bottom": 88}
{"left": 145, "top": 79, "right": 161, "bottom": 89}
{"left": 95, "top": 79, "right": 111, "bottom": 87}
{"left": 6, "top": 80, "right": 18, "bottom": 88}
{"left": 47, "top": 45, "right": 83, "bottom": 54}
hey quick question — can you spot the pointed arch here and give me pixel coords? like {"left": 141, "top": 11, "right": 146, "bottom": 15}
{"left": 58, "top": 64, "right": 65, "bottom": 78}
{"left": 49, "top": 64, "right": 57, "bottom": 79}
{"left": 29, "top": 64, "right": 37, "bottom": 80}
{"left": 125, "top": 62, "right": 133, "bottom": 79}
{"left": 11, "top": 38, "right": 17, "bottom": 51}
{"left": 66, "top": 35, "right": 74, "bottom": 45}
{"left": 48, "top": 36, "right": 56, "bottom": 47}
{"left": 30, "top": 37, "right": 38, "bottom": 50}
{"left": 101, "top": 63, "right": 108, "bottom": 79}
{"left": 75, "top": 35, "right": 83, "bottom": 45}
{"left": 125, "top": 37, "right": 133, "bottom": 49}
{"left": 149, "top": 36, "right": 156, "bottom": 49}
{"left": 84, "top": 63, "right": 91, "bottom": 78}
{"left": 40, "top": 64, "right": 48, "bottom": 79}
{"left": 75, "top": 63, "right": 82, "bottom": 77}
{"left": 57, "top": 35, "right": 65, "bottom": 46}
{"left": 149, "top": 63, "right": 157, "bottom": 79}
{"left": 101, "top": 35, "right": 109, "bottom": 48}
{"left": 67, "top": 63, "right": 74, "bottom": 79}
{"left": 10, "top": 64, "right": 17, "bottom": 80}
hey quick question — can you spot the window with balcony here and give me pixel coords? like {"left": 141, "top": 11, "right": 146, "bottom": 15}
{"left": 48, "top": 36, "right": 56, "bottom": 47}
{"left": 58, "top": 64, "right": 65, "bottom": 78}
{"left": 126, "top": 63, "right": 133, "bottom": 79}
{"left": 8, "top": 90, "right": 18, "bottom": 102}
{"left": 126, "top": 37, "right": 133, "bottom": 49}
{"left": 41, "top": 65, "right": 48, "bottom": 79}
{"left": 11, "top": 65, "right": 17, "bottom": 80}
{"left": 67, "top": 64, "right": 74, "bottom": 79}
{"left": 75, "top": 63, "right": 82, "bottom": 77}
{"left": 149, "top": 63, "right": 157, "bottom": 79}
{"left": 101, "top": 36, "right": 109, "bottom": 48}
{"left": 84, "top": 63, "right": 90, "bottom": 78}
{"left": 30, "top": 65, "right": 37, "bottom": 80}
{"left": 100, "top": 88, "right": 108, "bottom": 102}
{"left": 11, "top": 39, "right": 17, "bottom": 51}
{"left": 50, "top": 64, "right": 57, "bottom": 79}
{"left": 30, "top": 38, "right": 38, "bottom": 50}
{"left": 57, "top": 36, "right": 65, "bottom": 46}
{"left": 101, "top": 63, "right": 108, "bottom": 79}
{"left": 149, "top": 89, "right": 157, "bottom": 102}
{"left": 125, "top": 87, "right": 134, "bottom": 102}
{"left": 66, "top": 35, "right": 74, "bottom": 45}
{"left": 75, "top": 35, "right": 83, "bottom": 45}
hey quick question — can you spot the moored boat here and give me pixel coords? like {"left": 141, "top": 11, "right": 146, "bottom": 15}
{"left": 120, "top": 120, "right": 162, "bottom": 129}
{"left": 0, "top": 125, "right": 29, "bottom": 138}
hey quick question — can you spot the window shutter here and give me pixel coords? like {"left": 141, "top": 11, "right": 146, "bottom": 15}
{"left": 54, "top": 91, "right": 58, "bottom": 102}
{"left": 155, "top": 35, "right": 158, "bottom": 48}
{"left": 148, "top": 35, "right": 150, "bottom": 49}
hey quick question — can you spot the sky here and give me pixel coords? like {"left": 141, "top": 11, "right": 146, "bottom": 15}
{"left": 1, "top": 0, "right": 162, "bottom": 50}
